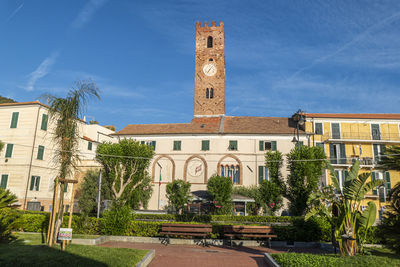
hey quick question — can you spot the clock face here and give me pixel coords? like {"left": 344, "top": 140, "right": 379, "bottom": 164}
{"left": 188, "top": 159, "right": 204, "bottom": 177}
{"left": 203, "top": 64, "right": 217, "bottom": 76}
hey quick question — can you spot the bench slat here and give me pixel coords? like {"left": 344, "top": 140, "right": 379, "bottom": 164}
{"left": 162, "top": 224, "right": 211, "bottom": 228}
{"left": 160, "top": 232, "right": 208, "bottom": 237}
{"left": 161, "top": 227, "right": 212, "bottom": 233}
{"left": 225, "top": 234, "right": 277, "bottom": 238}
{"left": 224, "top": 229, "right": 274, "bottom": 234}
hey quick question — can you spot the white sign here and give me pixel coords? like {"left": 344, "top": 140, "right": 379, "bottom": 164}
{"left": 58, "top": 228, "right": 72, "bottom": 241}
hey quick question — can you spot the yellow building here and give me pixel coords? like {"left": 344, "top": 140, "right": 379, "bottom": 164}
{"left": 304, "top": 113, "right": 400, "bottom": 219}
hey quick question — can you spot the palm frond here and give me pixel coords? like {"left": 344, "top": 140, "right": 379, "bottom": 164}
{"left": 326, "top": 160, "right": 341, "bottom": 193}
{"left": 358, "top": 201, "right": 377, "bottom": 230}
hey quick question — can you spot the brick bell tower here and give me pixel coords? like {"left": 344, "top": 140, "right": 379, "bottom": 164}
{"left": 194, "top": 21, "right": 225, "bottom": 117}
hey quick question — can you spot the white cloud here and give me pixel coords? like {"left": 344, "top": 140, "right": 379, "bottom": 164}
{"left": 6, "top": 3, "right": 24, "bottom": 22}
{"left": 71, "top": 0, "right": 109, "bottom": 29}
{"left": 25, "top": 52, "right": 59, "bottom": 91}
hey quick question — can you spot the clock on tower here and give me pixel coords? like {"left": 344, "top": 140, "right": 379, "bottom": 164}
{"left": 194, "top": 21, "right": 225, "bottom": 117}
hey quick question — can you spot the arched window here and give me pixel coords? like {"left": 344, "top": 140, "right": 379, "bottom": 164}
{"left": 221, "top": 165, "right": 225, "bottom": 177}
{"left": 210, "top": 88, "right": 214, "bottom": 99}
{"left": 206, "top": 88, "right": 209, "bottom": 99}
{"left": 207, "top": 36, "right": 213, "bottom": 48}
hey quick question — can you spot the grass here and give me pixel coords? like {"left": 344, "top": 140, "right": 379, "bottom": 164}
{"left": 0, "top": 233, "right": 148, "bottom": 267}
{"left": 271, "top": 248, "right": 400, "bottom": 267}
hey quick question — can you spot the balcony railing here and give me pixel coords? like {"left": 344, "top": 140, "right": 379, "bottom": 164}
{"left": 329, "top": 156, "right": 374, "bottom": 166}
{"left": 317, "top": 132, "right": 400, "bottom": 141}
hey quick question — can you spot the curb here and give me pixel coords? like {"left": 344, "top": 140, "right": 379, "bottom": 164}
{"left": 263, "top": 253, "right": 281, "bottom": 267}
{"left": 135, "top": 249, "right": 155, "bottom": 267}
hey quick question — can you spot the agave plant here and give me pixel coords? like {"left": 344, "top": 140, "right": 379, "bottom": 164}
{"left": 306, "top": 160, "right": 384, "bottom": 256}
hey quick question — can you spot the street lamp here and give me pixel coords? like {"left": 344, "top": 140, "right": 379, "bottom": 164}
{"left": 292, "top": 109, "right": 305, "bottom": 145}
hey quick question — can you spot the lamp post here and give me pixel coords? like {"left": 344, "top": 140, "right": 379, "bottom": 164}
{"left": 292, "top": 109, "right": 306, "bottom": 145}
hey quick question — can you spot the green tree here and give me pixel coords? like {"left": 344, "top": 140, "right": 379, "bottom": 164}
{"left": 307, "top": 161, "right": 383, "bottom": 256}
{"left": 76, "top": 170, "right": 112, "bottom": 216}
{"left": 207, "top": 175, "right": 233, "bottom": 215}
{"left": 0, "top": 95, "right": 16, "bottom": 104}
{"left": 96, "top": 139, "right": 154, "bottom": 208}
{"left": 0, "top": 188, "right": 20, "bottom": 242}
{"left": 232, "top": 185, "right": 261, "bottom": 215}
{"left": 266, "top": 151, "right": 284, "bottom": 188}
{"left": 285, "top": 145, "right": 326, "bottom": 216}
{"left": 0, "top": 188, "right": 18, "bottom": 209}
{"left": 44, "top": 81, "right": 100, "bottom": 245}
{"left": 379, "top": 145, "right": 400, "bottom": 171}
{"left": 259, "top": 181, "right": 283, "bottom": 215}
{"left": 166, "top": 180, "right": 191, "bottom": 214}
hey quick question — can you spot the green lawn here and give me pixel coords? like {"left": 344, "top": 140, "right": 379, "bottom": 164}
{"left": 0, "top": 233, "right": 148, "bottom": 267}
{"left": 271, "top": 248, "right": 400, "bottom": 267}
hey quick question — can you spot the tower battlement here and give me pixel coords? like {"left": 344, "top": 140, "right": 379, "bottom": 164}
{"left": 196, "top": 21, "right": 224, "bottom": 30}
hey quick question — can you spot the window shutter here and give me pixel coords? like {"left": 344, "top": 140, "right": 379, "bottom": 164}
{"left": 340, "top": 143, "right": 346, "bottom": 164}
{"left": 152, "top": 141, "right": 156, "bottom": 150}
{"left": 315, "top": 123, "right": 323, "bottom": 135}
{"left": 140, "top": 141, "right": 145, "bottom": 145}
{"left": 265, "top": 167, "right": 269, "bottom": 181}
{"left": 202, "top": 140, "right": 209, "bottom": 151}
{"left": 316, "top": 142, "right": 324, "bottom": 151}
{"left": 373, "top": 144, "right": 379, "bottom": 163}
{"left": 329, "top": 144, "right": 335, "bottom": 164}
{"left": 64, "top": 183, "right": 68, "bottom": 193}
{"left": 41, "top": 114, "right": 48, "bottom": 130}
{"left": 371, "top": 172, "right": 377, "bottom": 195}
{"left": 10, "top": 112, "right": 19, "bottom": 128}
{"left": 331, "top": 123, "right": 340, "bottom": 139}
{"left": 88, "top": 142, "right": 93, "bottom": 151}
{"left": 385, "top": 172, "right": 391, "bottom": 195}
{"left": 371, "top": 124, "right": 381, "bottom": 140}
{"left": 173, "top": 141, "right": 181, "bottom": 150}
{"left": 0, "top": 175, "right": 8, "bottom": 189}
{"left": 271, "top": 141, "right": 277, "bottom": 151}
{"left": 35, "top": 176, "right": 40, "bottom": 191}
{"left": 37, "top": 145, "right": 44, "bottom": 160}
{"left": 258, "top": 166, "right": 264, "bottom": 184}
{"left": 259, "top": 141, "right": 264, "bottom": 151}
{"left": 5, "top": 144, "right": 13, "bottom": 158}
{"left": 30, "top": 176, "right": 35, "bottom": 191}
{"left": 229, "top": 140, "right": 237, "bottom": 150}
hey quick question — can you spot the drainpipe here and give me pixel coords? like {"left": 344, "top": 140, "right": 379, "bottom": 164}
{"left": 23, "top": 105, "right": 41, "bottom": 210}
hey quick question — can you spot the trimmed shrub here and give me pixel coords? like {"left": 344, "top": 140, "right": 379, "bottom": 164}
{"left": 271, "top": 253, "right": 339, "bottom": 267}
{"left": 0, "top": 208, "right": 20, "bottom": 242}
{"left": 101, "top": 205, "right": 134, "bottom": 235}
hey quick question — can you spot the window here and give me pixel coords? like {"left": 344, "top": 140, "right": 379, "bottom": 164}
{"left": 0, "top": 174, "right": 8, "bottom": 189}
{"left": 371, "top": 124, "right": 381, "bottom": 140}
{"left": 210, "top": 88, "right": 214, "bottom": 99}
{"left": 228, "top": 140, "right": 238, "bottom": 150}
{"left": 371, "top": 171, "right": 391, "bottom": 200}
{"left": 201, "top": 140, "right": 210, "bottom": 151}
{"left": 373, "top": 144, "right": 385, "bottom": 164}
{"left": 5, "top": 144, "right": 13, "bottom": 158}
{"left": 329, "top": 143, "right": 346, "bottom": 164}
{"left": 142, "top": 141, "right": 156, "bottom": 150}
{"left": 206, "top": 88, "right": 209, "bottom": 99}
{"left": 41, "top": 114, "right": 48, "bottom": 131}
{"left": 315, "top": 123, "right": 323, "bottom": 135}
{"left": 10, "top": 112, "right": 19, "bottom": 128}
{"left": 64, "top": 183, "right": 68, "bottom": 193}
{"left": 207, "top": 36, "right": 213, "bottom": 48}
{"left": 220, "top": 164, "right": 240, "bottom": 184}
{"left": 316, "top": 142, "right": 324, "bottom": 151}
{"left": 331, "top": 123, "right": 340, "bottom": 139}
{"left": 88, "top": 141, "right": 93, "bottom": 151}
{"left": 259, "top": 141, "right": 277, "bottom": 151}
{"left": 173, "top": 140, "right": 181, "bottom": 151}
{"left": 258, "top": 166, "right": 269, "bottom": 184}
{"left": 37, "top": 145, "right": 44, "bottom": 160}
{"left": 334, "top": 170, "right": 348, "bottom": 192}
{"left": 30, "top": 176, "right": 40, "bottom": 191}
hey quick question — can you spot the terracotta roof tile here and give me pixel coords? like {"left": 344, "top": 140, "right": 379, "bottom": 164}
{"left": 116, "top": 116, "right": 299, "bottom": 135}
{"left": 0, "top": 101, "right": 48, "bottom": 108}
{"left": 306, "top": 113, "right": 400, "bottom": 120}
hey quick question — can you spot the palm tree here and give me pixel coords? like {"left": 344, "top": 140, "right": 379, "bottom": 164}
{"left": 379, "top": 145, "right": 400, "bottom": 171}
{"left": 0, "top": 188, "right": 18, "bottom": 209}
{"left": 43, "top": 81, "right": 100, "bottom": 246}
{"left": 306, "top": 160, "right": 383, "bottom": 256}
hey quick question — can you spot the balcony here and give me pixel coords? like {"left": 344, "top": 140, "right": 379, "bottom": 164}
{"left": 329, "top": 156, "right": 374, "bottom": 166}
{"left": 318, "top": 132, "right": 400, "bottom": 143}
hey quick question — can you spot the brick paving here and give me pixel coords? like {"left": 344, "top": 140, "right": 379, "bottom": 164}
{"left": 100, "top": 242, "right": 325, "bottom": 267}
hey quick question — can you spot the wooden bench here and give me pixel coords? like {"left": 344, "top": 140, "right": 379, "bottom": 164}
{"left": 160, "top": 223, "right": 212, "bottom": 245}
{"left": 223, "top": 225, "right": 277, "bottom": 248}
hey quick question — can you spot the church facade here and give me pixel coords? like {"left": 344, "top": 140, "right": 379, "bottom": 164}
{"left": 115, "top": 22, "right": 305, "bottom": 210}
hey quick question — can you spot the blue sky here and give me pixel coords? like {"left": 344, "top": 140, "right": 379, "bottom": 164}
{"left": 1, "top": 0, "right": 400, "bottom": 130}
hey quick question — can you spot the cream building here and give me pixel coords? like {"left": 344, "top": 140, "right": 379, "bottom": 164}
{"left": 114, "top": 22, "right": 306, "bottom": 211}
{"left": 0, "top": 101, "right": 115, "bottom": 211}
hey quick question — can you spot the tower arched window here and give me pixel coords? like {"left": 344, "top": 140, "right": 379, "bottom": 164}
{"left": 207, "top": 36, "right": 213, "bottom": 48}
{"left": 210, "top": 88, "right": 214, "bottom": 99}
{"left": 206, "top": 88, "right": 209, "bottom": 99}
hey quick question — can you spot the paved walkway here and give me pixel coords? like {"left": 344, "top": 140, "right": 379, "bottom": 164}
{"left": 100, "top": 242, "right": 324, "bottom": 267}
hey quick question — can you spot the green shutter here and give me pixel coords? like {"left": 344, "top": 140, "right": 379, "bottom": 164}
{"left": 315, "top": 123, "right": 323, "bottom": 135}
{"left": 373, "top": 144, "right": 379, "bottom": 163}
{"left": 229, "top": 140, "right": 237, "bottom": 150}
{"left": 258, "top": 166, "right": 264, "bottom": 184}
{"left": 5, "top": 144, "right": 13, "bottom": 158}
{"left": 35, "top": 176, "right": 40, "bottom": 191}
{"left": 329, "top": 144, "right": 335, "bottom": 164}
{"left": 271, "top": 141, "right": 277, "bottom": 151}
{"left": 140, "top": 141, "right": 145, "bottom": 145}
{"left": 30, "top": 176, "right": 35, "bottom": 191}
{"left": 371, "top": 172, "right": 377, "bottom": 195}
{"left": 173, "top": 141, "right": 181, "bottom": 150}
{"left": 385, "top": 172, "right": 391, "bottom": 195}
{"left": 37, "top": 145, "right": 44, "bottom": 160}
{"left": 316, "top": 142, "right": 324, "bottom": 151}
{"left": 371, "top": 124, "right": 381, "bottom": 140}
{"left": 88, "top": 142, "right": 93, "bottom": 150}
{"left": 64, "top": 183, "right": 68, "bottom": 193}
{"left": 259, "top": 141, "right": 264, "bottom": 151}
{"left": 202, "top": 140, "right": 209, "bottom": 151}
{"left": 41, "top": 114, "right": 48, "bottom": 130}
{"left": 0, "top": 175, "right": 8, "bottom": 189}
{"left": 151, "top": 141, "right": 156, "bottom": 150}
{"left": 340, "top": 143, "right": 346, "bottom": 164}
{"left": 10, "top": 112, "right": 19, "bottom": 128}
{"left": 332, "top": 123, "right": 340, "bottom": 139}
